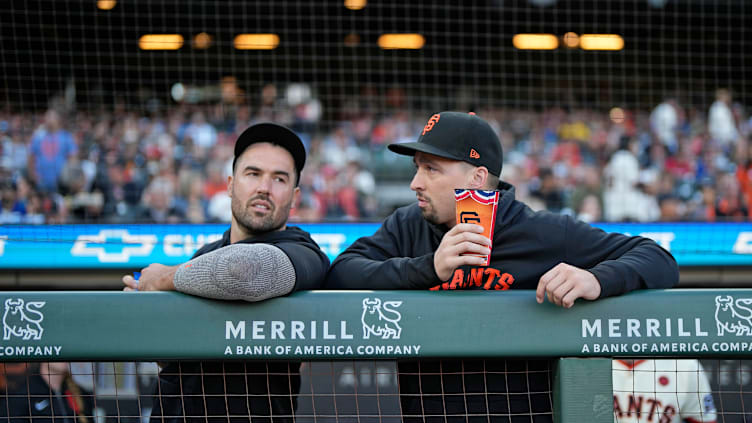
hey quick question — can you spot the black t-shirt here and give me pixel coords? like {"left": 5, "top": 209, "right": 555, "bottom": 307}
{"left": 151, "top": 226, "right": 329, "bottom": 423}
{"left": 152, "top": 361, "right": 301, "bottom": 423}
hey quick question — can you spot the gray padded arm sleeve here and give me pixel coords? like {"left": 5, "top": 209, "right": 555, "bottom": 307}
{"left": 173, "top": 244, "right": 296, "bottom": 302}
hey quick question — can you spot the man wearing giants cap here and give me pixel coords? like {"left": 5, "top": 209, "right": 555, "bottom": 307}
{"left": 325, "top": 111, "right": 678, "bottom": 422}
{"left": 123, "top": 123, "right": 329, "bottom": 422}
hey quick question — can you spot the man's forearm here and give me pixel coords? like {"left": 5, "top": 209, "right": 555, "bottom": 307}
{"left": 326, "top": 253, "right": 438, "bottom": 289}
{"left": 174, "top": 244, "right": 296, "bottom": 301}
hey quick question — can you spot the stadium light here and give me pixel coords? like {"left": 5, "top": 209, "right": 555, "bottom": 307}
{"left": 138, "top": 34, "right": 184, "bottom": 50}
{"left": 580, "top": 34, "right": 624, "bottom": 51}
{"left": 345, "top": 0, "right": 367, "bottom": 10}
{"left": 609, "top": 107, "right": 625, "bottom": 124}
{"left": 529, "top": 0, "right": 557, "bottom": 5}
{"left": 234, "top": 34, "right": 280, "bottom": 50}
{"left": 562, "top": 32, "right": 579, "bottom": 48}
{"left": 97, "top": 0, "right": 116, "bottom": 10}
{"left": 377, "top": 34, "right": 425, "bottom": 50}
{"left": 192, "top": 32, "right": 212, "bottom": 49}
{"left": 512, "top": 34, "right": 558, "bottom": 50}
{"left": 171, "top": 83, "right": 186, "bottom": 102}
{"left": 344, "top": 33, "right": 361, "bottom": 47}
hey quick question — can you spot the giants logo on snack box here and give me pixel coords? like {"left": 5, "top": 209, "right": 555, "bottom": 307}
{"left": 455, "top": 189, "right": 499, "bottom": 266}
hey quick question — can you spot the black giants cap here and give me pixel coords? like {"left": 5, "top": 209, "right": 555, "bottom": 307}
{"left": 388, "top": 111, "right": 503, "bottom": 176}
{"left": 233, "top": 122, "right": 306, "bottom": 181}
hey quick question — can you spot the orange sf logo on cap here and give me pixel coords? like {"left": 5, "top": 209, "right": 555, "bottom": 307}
{"left": 422, "top": 114, "right": 440, "bottom": 135}
{"left": 469, "top": 149, "right": 480, "bottom": 159}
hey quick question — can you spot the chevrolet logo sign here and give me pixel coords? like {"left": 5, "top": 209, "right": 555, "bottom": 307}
{"left": 70, "top": 230, "right": 157, "bottom": 263}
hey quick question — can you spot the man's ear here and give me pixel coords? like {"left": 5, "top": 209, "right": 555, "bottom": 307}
{"left": 468, "top": 166, "right": 489, "bottom": 189}
{"left": 226, "top": 175, "right": 233, "bottom": 198}
{"left": 291, "top": 186, "right": 301, "bottom": 209}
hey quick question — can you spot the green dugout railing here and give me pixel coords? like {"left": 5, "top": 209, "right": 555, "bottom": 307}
{"left": 2, "top": 289, "right": 751, "bottom": 422}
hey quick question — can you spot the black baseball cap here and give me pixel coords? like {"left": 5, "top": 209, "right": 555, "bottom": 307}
{"left": 388, "top": 111, "right": 503, "bottom": 176}
{"left": 233, "top": 122, "right": 306, "bottom": 184}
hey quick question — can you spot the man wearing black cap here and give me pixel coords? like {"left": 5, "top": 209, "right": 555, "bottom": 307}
{"left": 123, "top": 122, "right": 329, "bottom": 422}
{"left": 325, "top": 111, "right": 678, "bottom": 422}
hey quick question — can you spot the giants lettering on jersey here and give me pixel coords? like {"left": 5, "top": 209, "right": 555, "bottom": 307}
{"left": 429, "top": 267, "right": 515, "bottom": 291}
{"left": 614, "top": 394, "right": 676, "bottom": 423}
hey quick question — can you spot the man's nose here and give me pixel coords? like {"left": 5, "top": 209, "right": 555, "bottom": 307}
{"left": 409, "top": 170, "right": 423, "bottom": 192}
{"left": 256, "top": 175, "right": 272, "bottom": 193}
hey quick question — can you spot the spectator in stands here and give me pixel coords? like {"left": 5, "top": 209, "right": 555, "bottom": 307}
{"left": 0, "top": 120, "right": 28, "bottom": 178}
{"left": 577, "top": 193, "right": 602, "bottom": 223}
{"left": 3, "top": 362, "right": 94, "bottom": 423}
{"left": 531, "top": 167, "right": 566, "bottom": 213}
{"left": 204, "top": 161, "right": 233, "bottom": 222}
{"left": 28, "top": 109, "right": 78, "bottom": 193}
{"left": 314, "top": 164, "right": 355, "bottom": 219}
{"left": 343, "top": 159, "right": 377, "bottom": 218}
{"left": 325, "top": 111, "right": 679, "bottom": 422}
{"left": 206, "top": 189, "right": 232, "bottom": 222}
{"left": 603, "top": 136, "right": 660, "bottom": 221}
{"left": 665, "top": 139, "right": 695, "bottom": 179}
{"left": 715, "top": 173, "right": 748, "bottom": 220}
{"left": 203, "top": 161, "right": 229, "bottom": 199}
{"left": 22, "top": 190, "right": 46, "bottom": 224}
{"left": 686, "top": 182, "right": 717, "bottom": 222}
{"left": 736, "top": 144, "right": 752, "bottom": 217}
{"left": 313, "top": 163, "right": 376, "bottom": 220}
{"left": 174, "top": 171, "right": 209, "bottom": 224}
{"left": 320, "top": 124, "right": 365, "bottom": 170}
{"left": 122, "top": 122, "right": 330, "bottom": 423}
{"left": 568, "top": 165, "right": 603, "bottom": 220}
{"left": 500, "top": 161, "right": 541, "bottom": 210}
{"left": 138, "top": 177, "right": 183, "bottom": 223}
{"left": 60, "top": 160, "right": 104, "bottom": 222}
{"left": 290, "top": 165, "right": 325, "bottom": 221}
{"left": 650, "top": 97, "right": 682, "bottom": 154}
{"left": 0, "top": 181, "right": 25, "bottom": 224}
{"left": 183, "top": 111, "right": 217, "bottom": 152}
{"left": 550, "top": 137, "right": 582, "bottom": 170}
{"left": 658, "top": 194, "right": 686, "bottom": 221}
{"left": 93, "top": 153, "right": 126, "bottom": 221}
{"left": 709, "top": 88, "right": 741, "bottom": 151}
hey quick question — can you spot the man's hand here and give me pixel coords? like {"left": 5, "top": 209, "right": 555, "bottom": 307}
{"left": 434, "top": 223, "right": 492, "bottom": 281}
{"left": 122, "top": 263, "right": 179, "bottom": 292}
{"left": 536, "top": 263, "right": 601, "bottom": 308}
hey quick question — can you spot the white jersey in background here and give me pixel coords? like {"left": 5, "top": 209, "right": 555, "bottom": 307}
{"left": 613, "top": 359, "right": 717, "bottom": 423}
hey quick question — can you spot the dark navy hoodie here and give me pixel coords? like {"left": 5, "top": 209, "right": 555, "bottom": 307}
{"left": 326, "top": 183, "right": 677, "bottom": 294}
{"left": 325, "top": 182, "right": 678, "bottom": 422}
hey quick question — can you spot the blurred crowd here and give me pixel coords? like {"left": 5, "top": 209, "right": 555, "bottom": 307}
{"left": 500, "top": 89, "right": 751, "bottom": 223}
{"left": 1, "top": 84, "right": 751, "bottom": 224}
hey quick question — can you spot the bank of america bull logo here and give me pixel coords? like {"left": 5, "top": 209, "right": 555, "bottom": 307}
{"left": 3, "top": 299, "right": 46, "bottom": 341}
{"left": 361, "top": 298, "right": 403, "bottom": 339}
{"left": 715, "top": 295, "right": 752, "bottom": 336}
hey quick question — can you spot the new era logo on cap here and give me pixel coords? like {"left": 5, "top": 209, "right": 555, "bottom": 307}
{"left": 469, "top": 149, "right": 480, "bottom": 159}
